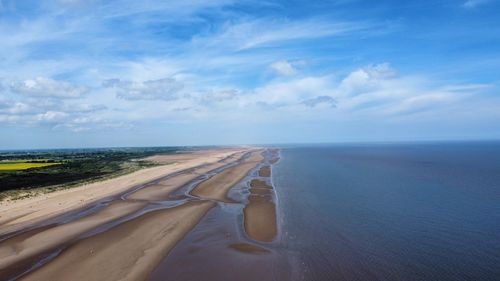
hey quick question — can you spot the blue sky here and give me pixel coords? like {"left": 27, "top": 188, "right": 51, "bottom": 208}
{"left": 0, "top": 0, "right": 499, "bottom": 148}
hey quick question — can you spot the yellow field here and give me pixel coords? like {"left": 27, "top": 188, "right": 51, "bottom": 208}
{"left": 0, "top": 162, "right": 61, "bottom": 171}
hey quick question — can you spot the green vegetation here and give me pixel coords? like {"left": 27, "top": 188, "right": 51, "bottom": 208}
{"left": 0, "top": 147, "right": 186, "bottom": 201}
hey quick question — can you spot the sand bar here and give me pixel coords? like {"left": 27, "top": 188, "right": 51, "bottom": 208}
{"left": 258, "top": 166, "right": 271, "bottom": 177}
{"left": 243, "top": 151, "right": 279, "bottom": 242}
{"left": 243, "top": 195, "right": 277, "bottom": 242}
{"left": 250, "top": 179, "right": 272, "bottom": 189}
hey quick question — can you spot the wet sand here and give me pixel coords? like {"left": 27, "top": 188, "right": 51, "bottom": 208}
{"left": 0, "top": 201, "right": 146, "bottom": 277}
{"left": 258, "top": 166, "right": 271, "bottom": 177}
{"left": 147, "top": 204, "right": 289, "bottom": 281}
{"left": 244, "top": 157, "right": 277, "bottom": 242}
{"left": 190, "top": 150, "right": 264, "bottom": 202}
{"left": 250, "top": 179, "right": 272, "bottom": 189}
{"left": 228, "top": 243, "right": 270, "bottom": 253}
{"left": 0, "top": 148, "right": 253, "bottom": 280}
{"left": 21, "top": 201, "right": 215, "bottom": 281}
{"left": 127, "top": 150, "right": 249, "bottom": 202}
{"left": 243, "top": 195, "right": 277, "bottom": 242}
{"left": 147, "top": 149, "right": 283, "bottom": 281}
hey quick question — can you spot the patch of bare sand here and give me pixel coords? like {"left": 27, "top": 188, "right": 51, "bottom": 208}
{"left": 190, "top": 150, "right": 264, "bottom": 202}
{"left": 250, "top": 179, "right": 272, "bottom": 189}
{"left": 243, "top": 195, "right": 277, "bottom": 242}
{"left": 258, "top": 166, "right": 271, "bottom": 177}
{"left": 243, "top": 150, "right": 278, "bottom": 243}
{"left": 21, "top": 201, "right": 215, "bottom": 281}
{"left": 0, "top": 201, "right": 146, "bottom": 278}
{"left": 126, "top": 156, "right": 239, "bottom": 201}
{"left": 228, "top": 243, "right": 270, "bottom": 253}
{"left": 0, "top": 148, "right": 248, "bottom": 235}
{"left": 249, "top": 188, "right": 273, "bottom": 195}
{"left": 144, "top": 148, "right": 247, "bottom": 164}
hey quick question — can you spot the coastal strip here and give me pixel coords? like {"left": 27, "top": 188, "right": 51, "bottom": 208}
{"left": 0, "top": 148, "right": 253, "bottom": 280}
{"left": 0, "top": 149, "right": 247, "bottom": 236}
{"left": 1, "top": 147, "right": 279, "bottom": 281}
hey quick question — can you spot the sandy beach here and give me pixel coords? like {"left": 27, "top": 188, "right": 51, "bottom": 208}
{"left": 0, "top": 148, "right": 246, "bottom": 235}
{"left": 20, "top": 201, "right": 216, "bottom": 281}
{"left": 0, "top": 147, "right": 282, "bottom": 280}
{"left": 190, "top": 150, "right": 264, "bottom": 202}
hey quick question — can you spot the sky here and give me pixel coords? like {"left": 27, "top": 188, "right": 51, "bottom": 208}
{"left": 0, "top": 0, "right": 499, "bottom": 149}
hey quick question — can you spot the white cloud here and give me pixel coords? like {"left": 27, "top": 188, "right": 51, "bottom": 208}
{"left": 193, "top": 18, "right": 368, "bottom": 51}
{"left": 301, "top": 96, "right": 337, "bottom": 108}
{"left": 198, "top": 88, "right": 240, "bottom": 103}
{"left": 10, "top": 77, "right": 89, "bottom": 98}
{"left": 270, "top": 60, "right": 297, "bottom": 76}
{"left": 2, "top": 102, "right": 33, "bottom": 114}
{"left": 340, "top": 63, "right": 396, "bottom": 96}
{"left": 36, "top": 111, "right": 69, "bottom": 122}
{"left": 462, "top": 0, "right": 491, "bottom": 8}
{"left": 104, "top": 78, "right": 184, "bottom": 100}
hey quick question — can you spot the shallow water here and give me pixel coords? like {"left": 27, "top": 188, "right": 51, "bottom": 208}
{"left": 274, "top": 142, "right": 500, "bottom": 281}
{"left": 147, "top": 149, "right": 287, "bottom": 281}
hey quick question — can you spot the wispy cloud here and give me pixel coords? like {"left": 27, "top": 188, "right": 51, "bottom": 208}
{"left": 270, "top": 60, "right": 297, "bottom": 76}
{"left": 103, "top": 78, "right": 184, "bottom": 100}
{"left": 0, "top": 0, "right": 498, "bottom": 146}
{"left": 462, "top": 0, "right": 493, "bottom": 8}
{"left": 192, "top": 18, "right": 370, "bottom": 51}
{"left": 10, "top": 77, "right": 89, "bottom": 98}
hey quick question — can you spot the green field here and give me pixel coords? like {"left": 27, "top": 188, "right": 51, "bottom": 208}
{"left": 0, "top": 161, "right": 62, "bottom": 171}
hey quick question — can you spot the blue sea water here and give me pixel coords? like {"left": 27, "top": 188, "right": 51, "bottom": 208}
{"left": 274, "top": 142, "right": 500, "bottom": 281}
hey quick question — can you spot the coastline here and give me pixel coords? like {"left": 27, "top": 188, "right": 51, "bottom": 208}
{"left": 0, "top": 147, "right": 285, "bottom": 281}
{"left": 0, "top": 148, "right": 247, "bottom": 235}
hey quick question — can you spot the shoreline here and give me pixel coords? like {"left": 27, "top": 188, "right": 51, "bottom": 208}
{"left": 0, "top": 147, "right": 283, "bottom": 281}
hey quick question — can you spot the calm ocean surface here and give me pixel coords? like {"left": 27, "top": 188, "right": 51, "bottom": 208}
{"left": 274, "top": 142, "right": 500, "bottom": 281}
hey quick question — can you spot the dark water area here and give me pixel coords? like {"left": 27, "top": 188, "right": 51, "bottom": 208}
{"left": 274, "top": 142, "right": 500, "bottom": 281}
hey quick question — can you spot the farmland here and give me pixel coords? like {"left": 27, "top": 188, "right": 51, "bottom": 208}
{"left": 0, "top": 161, "right": 62, "bottom": 171}
{"left": 0, "top": 147, "right": 187, "bottom": 200}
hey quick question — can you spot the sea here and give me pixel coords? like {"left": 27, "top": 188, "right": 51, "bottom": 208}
{"left": 274, "top": 141, "right": 500, "bottom": 281}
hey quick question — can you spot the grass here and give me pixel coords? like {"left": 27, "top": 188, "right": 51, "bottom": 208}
{"left": 0, "top": 162, "right": 62, "bottom": 171}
